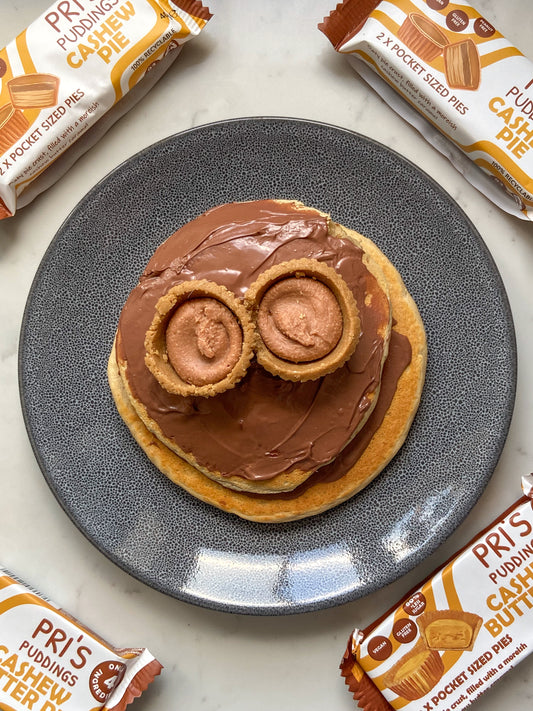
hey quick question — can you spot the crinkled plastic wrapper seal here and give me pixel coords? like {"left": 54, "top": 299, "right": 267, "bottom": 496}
{"left": 0, "top": 565, "right": 162, "bottom": 711}
{"left": 319, "top": 0, "right": 533, "bottom": 221}
{"left": 0, "top": 0, "right": 212, "bottom": 219}
{"left": 340, "top": 474, "right": 533, "bottom": 710}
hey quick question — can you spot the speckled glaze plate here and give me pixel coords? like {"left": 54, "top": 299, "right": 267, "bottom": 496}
{"left": 19, "top": 118, "right": 516, "bottom": 615}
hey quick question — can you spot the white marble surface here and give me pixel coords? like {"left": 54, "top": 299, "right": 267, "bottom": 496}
{"left": 1, "top": 1, "right": 532, "bottom": 709}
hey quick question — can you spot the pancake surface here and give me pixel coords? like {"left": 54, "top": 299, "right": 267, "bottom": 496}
{"left": 108, "top": 200, "right": 426, "bottom": 521}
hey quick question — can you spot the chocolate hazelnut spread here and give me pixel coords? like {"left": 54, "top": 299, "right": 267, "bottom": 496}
{"left": 248, "top": 329, "right": 412, "bottom": 500}
{"left": 116, "top": 200, "right": 410, "bottom": 482}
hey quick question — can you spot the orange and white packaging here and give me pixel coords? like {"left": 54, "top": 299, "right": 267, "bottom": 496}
{"left": 0, "top": 566, "right": 162, "bottom": 711}
{"left": 0, "top": 0, "right": 212, "bottom": 219}
{"left": 341, "top": 474, "right": 533, "bottom": 710}
{"left": 319, "top": 0, "right": 533, "bottom": 221}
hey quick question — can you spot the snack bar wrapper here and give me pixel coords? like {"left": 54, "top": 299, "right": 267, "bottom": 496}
{"left": 0, "top": 565, "right": 162, "bottom": 711}
{"left": 341, "top": 475, "right": 533, "bottom": 711}
{"left": 341, "top": 474, "right": 533, "bottom": 710}
{"left": 0, "top": 0, "right": 212, "bottom": 219}
{"left": 319, "top": 0, "right": 533, "bottom": 221}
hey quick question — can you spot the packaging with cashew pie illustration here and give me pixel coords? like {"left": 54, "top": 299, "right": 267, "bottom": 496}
{"left": 0, "top": 565, "right": 162, "bottom": 711}
{"left": 0, "top": 0, "right": 212, "bottom": 219}
{"left": 319, "top": 0, "right": 533, "bottom": 221}
{"left": 341, "top": 474, "right": 533, "bottom": 710}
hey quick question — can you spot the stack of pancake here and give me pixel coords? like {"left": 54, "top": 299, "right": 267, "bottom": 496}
{"left": 108, "top": 200, "right": 426, "bottom": 522}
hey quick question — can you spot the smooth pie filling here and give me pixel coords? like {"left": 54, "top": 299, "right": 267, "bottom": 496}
{"left": 425, "top": 620, "right": 472, "bottom": 649}
{"left": 257, "top": 277, "right": 343, "bottom": 363}
{"left": 166, "top": 298, "right": 243, "bottom": 386}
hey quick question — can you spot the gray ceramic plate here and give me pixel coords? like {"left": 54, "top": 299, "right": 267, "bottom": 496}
{"left": 19, "top": 118, "right": 516, "bottom": 615}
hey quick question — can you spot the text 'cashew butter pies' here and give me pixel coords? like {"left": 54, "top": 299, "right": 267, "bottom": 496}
{"left": 108, "top": 199, "right": 427, "bottom": 522}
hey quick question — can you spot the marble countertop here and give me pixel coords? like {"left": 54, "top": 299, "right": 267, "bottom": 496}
{"left": 1, "top": 1, "right": 532, "bottom": 709}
